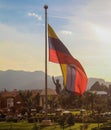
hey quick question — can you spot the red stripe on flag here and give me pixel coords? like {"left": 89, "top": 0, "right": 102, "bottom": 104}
{"left": 74, "top": 68, "right": 87, "bottom": 95}
{"left": 49, "top": 49, "right": 74, "bottom": 63}
{"left": 49, "top": 49, "right": 86, "bottom": 74}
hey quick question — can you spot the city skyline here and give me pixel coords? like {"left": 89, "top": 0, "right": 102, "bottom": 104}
{"left": 0, "top": 0, "right": 111, "bottom": 82}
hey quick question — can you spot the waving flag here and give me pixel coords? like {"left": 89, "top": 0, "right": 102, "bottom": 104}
{"left": 48, "top": 24, "right": 87, "bottom": 95}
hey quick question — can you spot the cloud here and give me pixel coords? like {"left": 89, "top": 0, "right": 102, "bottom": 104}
{"left": 61, "top": 30, "right": 72, "bottom": 35}
{"left": 49, "top": 15, "right": 70, "bottom": 20}
{"left": 28, "top": 12, "right": 42, "bottom": 21}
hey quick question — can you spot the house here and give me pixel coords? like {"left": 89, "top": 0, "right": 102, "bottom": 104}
{"left": 0, "top": 88, "right": 57, "bottom": 113}
{"left": 0, "top": 89, "right": 19, "bottom": 109}
{"left": 40, "top": 88, "right": 57, "bottom": 108}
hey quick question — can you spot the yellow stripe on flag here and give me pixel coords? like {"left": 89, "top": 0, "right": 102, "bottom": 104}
{"left": 60, "top": 64, "right": 67, "bottom": 87}
{"left": 48, "top": 24, "right": 58, "bottom": 39}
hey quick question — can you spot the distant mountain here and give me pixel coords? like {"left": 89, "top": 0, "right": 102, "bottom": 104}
{"left": 0, "top": 70, "right": 111, "bottom": 91}
{"left": 87, "top": 78, "right": 111, "bottom": 90}
{"left": 0, "top": 70, "right": 55, "bottom": 91}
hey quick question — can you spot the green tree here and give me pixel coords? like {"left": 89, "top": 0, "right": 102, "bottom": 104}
{"left": 83, "top": 91, "right": 97, "bottom": 114}
{"left": 19, "top": 90, "right": 33, "bottom": 115}
{"left": 33, "top": 92, "right": 40, "bottom": 106}
{"left": 67, "top": 114, "right": 75, "bottom": 130}
{"left": 59, "top": 89, "right": 83, "bottom": 109}
{"left": 108, "top": 85, "right": 111, "bottom": 96}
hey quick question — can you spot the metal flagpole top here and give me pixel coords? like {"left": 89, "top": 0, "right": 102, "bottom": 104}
{"left": 44, "top": 5, "right": 48, "bottom": 9}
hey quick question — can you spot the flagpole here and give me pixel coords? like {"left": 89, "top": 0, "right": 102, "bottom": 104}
{"left": 44, "top": 5, "right": 48, "bottom": 116}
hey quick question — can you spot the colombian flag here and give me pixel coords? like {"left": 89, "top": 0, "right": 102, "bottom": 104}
{"left": 48, "top": 24, "right": 87, "bottom": 95}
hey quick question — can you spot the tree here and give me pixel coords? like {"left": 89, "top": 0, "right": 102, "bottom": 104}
{"left": 83, "top": 91, "right": 97, "bottom": 114}
{"left": 67, "top": 114, "right": 75, "bottom": 130}
{"left": 19, "top": 90, "right": 33, "bottom": 116}
{"left": 90, "top": 81, "right": 108, "bottom": 92}
{"left": 33, "top": 92, "right": 40, "bottom": 106}
{"left": 59, "top": 89, "right": 83, "bottom": 109}
{"left": 90, "top": 81, "right": 101, "bottom": 91}
{"left": 108, "top": 85, "right": 111, "bottom": 96}
{"left": 107, "top": 96, "right": 111, "bottom": 110}
{"left": 58, "top": 115, "right": 66, "bottom": 130}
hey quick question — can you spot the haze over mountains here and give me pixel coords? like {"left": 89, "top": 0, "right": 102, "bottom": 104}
{"left": 0, "top": 70, "right": 111, "bottom": 91}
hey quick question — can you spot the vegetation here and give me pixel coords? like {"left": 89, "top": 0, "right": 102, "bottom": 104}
{"left": 0, "top": 121, "right": 100, "bottom": 130}
{"left": 1, "top": 81, "right": 111, "bottom": 130}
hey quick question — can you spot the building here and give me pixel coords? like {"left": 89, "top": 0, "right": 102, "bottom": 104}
{"left": 40, "top": 88, "right": 57, "bottom": 108}
{"left": 0, "top": 88, "right": 57, "bottom": 113}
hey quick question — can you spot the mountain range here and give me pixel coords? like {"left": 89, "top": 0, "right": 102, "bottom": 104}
{"left": 0, "top": 70, "right": 111, "bottom": 91}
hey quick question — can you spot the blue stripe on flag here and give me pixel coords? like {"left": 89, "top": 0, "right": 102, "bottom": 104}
{"left": 66, "top": 65, "right": 76, "bottom": 92}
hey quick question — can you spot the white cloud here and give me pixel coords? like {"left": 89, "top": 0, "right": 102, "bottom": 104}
{"left": 28, "top": 12, "right": 42, "bottom": 21}
{"left": 61, "top": 30, "right": 72, "bottom": 35}
{"left": 49, "top": 14, "right": 70, "bottom": 20}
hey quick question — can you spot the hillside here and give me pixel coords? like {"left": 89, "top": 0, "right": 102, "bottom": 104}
{"left": 0, "top": 70, "right": 54, "bottom": 90}
{"left": 0, "top": 70, "right": 110, "bottom": 91}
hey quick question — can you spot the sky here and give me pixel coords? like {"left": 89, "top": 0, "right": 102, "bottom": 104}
{"left": 0, "top": 0, "right": 111, "bottom": 82}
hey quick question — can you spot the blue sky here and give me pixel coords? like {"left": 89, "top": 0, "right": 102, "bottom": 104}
{"left": 0, "top": 0, "right": 111, "bottom": 81}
